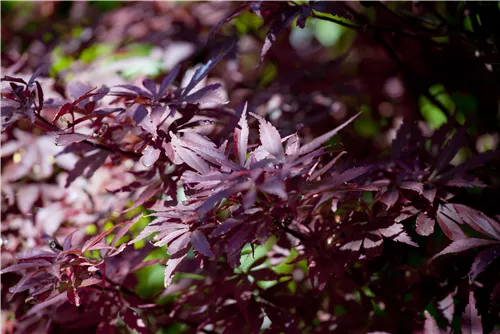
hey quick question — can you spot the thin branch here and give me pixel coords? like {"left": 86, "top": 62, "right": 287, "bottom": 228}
{"left": 280, "top": 224, "right": 307, "bottom": 241}
{"left": 311, "top": 9, "right": 447, "bottom": 47}
{"left": 35, "top": 113, "right": 143, "bottom": 160}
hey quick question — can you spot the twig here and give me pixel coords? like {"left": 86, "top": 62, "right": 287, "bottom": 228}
{"left": 35, "top": 113, "right": 143, "bottom": 160}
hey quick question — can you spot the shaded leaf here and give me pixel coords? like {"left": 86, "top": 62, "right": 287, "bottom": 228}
{"left": 299, "top": 112, "right": 360, "bottom": 156}
{"left": 434, "top": 125, "right": 467, "bottom": 175}
{"left": 455, "top": 204, "right": 500, "bottom": 240}
{"left": 157, "top": 65, "right": 180, "bottom": 99}
{"left": 436, "top": 204, "right": 466, "bottom": 241}
{"left": 469, "top": 245, "right": 500, "bottom": 282}
{"left": 211, "top": 218, "right": 243, "bottom": 237}
{"left": 260, "top": 6, "right": 301, "bottom": 63}
{"left": 379, "top": 188, "right": 399, "bottom": 209}
{"left": 399, "top": 181, "right": 424, "bottom": 194}
{"left": 191, "top": 230, "right": 214, "bottom": 257}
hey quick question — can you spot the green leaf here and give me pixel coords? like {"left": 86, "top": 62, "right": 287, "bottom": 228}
{"left": 419, "top": 84, "right": 455, "bottom": 129}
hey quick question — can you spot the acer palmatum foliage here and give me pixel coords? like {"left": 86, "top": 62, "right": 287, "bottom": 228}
{"left": 2, "top": 1, "right": 500, "bottom": 333}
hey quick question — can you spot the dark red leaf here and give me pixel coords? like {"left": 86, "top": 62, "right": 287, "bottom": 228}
{"left": 167, "top": 231, "right": 191, "bottom": 256}
{"left": 115, "top": 84, "right": 152, "bottom": 97}
{"left": 440, "top": 150, "right": 500, "bottom": 182}
{"left": 436, "top": 204, "right": 466, "bottom": 241}
{"left": 142, "top": 79, "right": 157, "bottom": 97}
{"left": 191, "top": 230, "right": 214, "bottom": 257}
{"left": 260, "top": 6, "right": 301, "bottom": 63}
{"left": 123, "top": 308, "right": 148, "bottom": 334}
{"left": 296, "top": 6, "right": 312, "bottom": 28}
{"left": 399, "top": 181, "right": 424, "bottom": 194}
{"left": 28, "top": 62, "right": 49, "bottom": 86}
{"left": 55, "top": 133, "right": 92, "bottom": 146}
{"left": 63, "top": 230, "right": 78, "bottom": 251}
{"left": 171, "top": 132, "right": 210, "bottom": 173}
{"left": 67, "top": 287, "right": 81, "bottom": 307}
{"left": 183, "top": 45, "right": 233, "bottom": 96}
{"left": 0, "top": 260, "right": 52, "bottom": 274}
{"left": 164, "top": 251, "right": 188, "bottom": 287}
{"left": 211, "top": 218, "right": 243, "bottom": 237}
{"left": 35, "top": 81, "right": 44, "bottom": 111}
{"left": 157, "top": 65, "right": 180, "bottom": 99}
{"left": 469, "top": 245, "right": 500, "bottom": 282}
{"left": 82, "top": 222, "right": 127, "bottom": 253}
{"left": 454, "top": 204, "right": 500, "bottom": 240}
{"left": 433, "top": 125, "right": 467, "bottom": 175}
{"left": 423, "top": 188, "right": 437, "bottom": 203}
{"left": 53, "top": 103, "right": 75, "bottom": 123}
{"left": 299, "top": 112, "right": 360, "bottom": 156}
{"left": 184, "top": 83, "right": 227, "bottom": 105}
{"left": 379, "top": 188, "right": 399, "bottom": 209}
{"left": 430, "top": 238, "right": 499, "bottom": 262}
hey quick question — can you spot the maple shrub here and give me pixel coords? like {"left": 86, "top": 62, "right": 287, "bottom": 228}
{"left": 1, "top": 1, "right": 500, "bottom": 333}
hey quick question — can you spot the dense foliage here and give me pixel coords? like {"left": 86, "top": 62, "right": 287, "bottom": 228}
{"left": 1, "top": 1, "right": 500, "bottom": 333}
